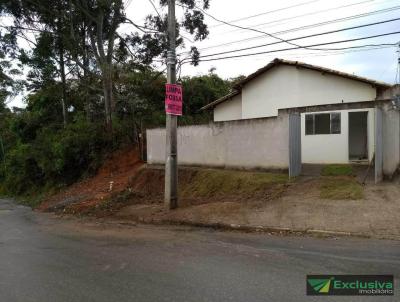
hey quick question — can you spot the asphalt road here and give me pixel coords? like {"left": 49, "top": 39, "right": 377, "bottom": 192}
{"left": 0, "top": 198, "right": 399, "bottom": 302}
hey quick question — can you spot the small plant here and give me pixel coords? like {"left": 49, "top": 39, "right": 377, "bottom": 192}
{"left": 321, "top": 164, "right": 354, "bottom": 176}
{"left": 320, "top": 177, "right": 363, "bottom": 200}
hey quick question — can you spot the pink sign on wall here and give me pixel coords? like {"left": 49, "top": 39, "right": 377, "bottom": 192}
{"left": 165, "top": 84, "right": 183, "bottom": 116}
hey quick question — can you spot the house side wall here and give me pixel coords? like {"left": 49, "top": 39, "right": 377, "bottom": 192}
{"left": 214, "top": 94, "right": 242, "bottom": 122}
{"left": 147, "top": 114, "right": 289, "bottom": 169}
{"left": 239, "top": 65, "right": 377, "bottom": 119}
{"left": 301, "top": 108, "right": 375, "bottom": 164}
{"left": 382, "top": 104, "right": 400, "bottom": 177}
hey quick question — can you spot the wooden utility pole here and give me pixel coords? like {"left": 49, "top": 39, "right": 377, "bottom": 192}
{"left": 0, "top": 134, "right": 6, "bottom": 175}
{"left": 165, "top": 0, "right": 178, "bottom": 209}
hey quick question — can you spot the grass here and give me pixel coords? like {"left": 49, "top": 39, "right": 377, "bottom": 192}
{"left": 321, "top": 164, "right": 354, "bottom": 176}
{"left": 320, "top": 176, "right": 363, "bottom": 200}
{"left": 14, "top": 192, "right": 48, "bottom": 208}
{"left": 180, "top": 169, "right": 288, "bottom": 198}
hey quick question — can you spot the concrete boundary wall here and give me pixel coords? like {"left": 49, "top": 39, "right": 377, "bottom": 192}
{"left": 147, "top": 114, "right": 290, "bottom": 170}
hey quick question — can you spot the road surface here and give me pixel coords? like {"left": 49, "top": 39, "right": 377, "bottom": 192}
{"left": 0, "top": 198, "right": 399, "bottom": 302}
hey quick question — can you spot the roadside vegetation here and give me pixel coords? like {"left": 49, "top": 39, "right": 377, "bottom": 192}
{"left": 0, "top": 72, "right": 234, "bottom": 201}
{"left": 0, "top": 0, "right": 249, "bottom": 203}
{"left": 43, "top": 165, "right": 290, "bottom": 216}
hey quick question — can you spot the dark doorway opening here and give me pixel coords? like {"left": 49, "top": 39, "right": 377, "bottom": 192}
{"left": 349, "top": 111, "right": 368, "bottom": 161}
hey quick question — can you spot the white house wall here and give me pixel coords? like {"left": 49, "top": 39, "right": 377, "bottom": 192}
{"left": 301, "top": 108, "right": 375, "bottom": 164}
{"left": 232, "top": 65, "right": 377, "bottom": 120}
{"left": 214, "top": 94, "right": 242, "bottom": 122}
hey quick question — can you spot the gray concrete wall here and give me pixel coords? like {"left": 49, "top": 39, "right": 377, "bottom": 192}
{"left": 382, "top": 103, "right": 400, "bottom": 178}
{"left": 147, "top": 114, "right": 290, "bottom": 170}
{"left": 377, "top": 84, "right": 400, "bottom": 100}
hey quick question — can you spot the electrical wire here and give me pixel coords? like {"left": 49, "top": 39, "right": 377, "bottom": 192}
{"left": 395, "top": 44, "right": 400, "bottom": 84}
{"left": 125, "top": 0, "right": 133, "bottom": 9}
{"left": 285, "top": 44, "right": 396, "bottom": 59}
{"left": 191, "top": 17, "right": 400, "bottom": 59}
{"left": 220, "top": 0, "right": 376, "bottom": 34}
{"left": 189, "top": 4, "right": 316, "bottom": 51}
{"left": 184, "top": 31, "right": 400, "bottom": 63}
{"left": 192, "top": 5, "right": 400, "bottom": 53}
{"left": 189, "top": 0, "right": 399, "bottom": 53}
{"left": 176, "top": 45, "right": 397, "bottom": 84}
{"left": 209, "top": 0, "right": 321, "bottom": 28}
{"left": 147, "top": 0, "right": 161, "bottom": 18}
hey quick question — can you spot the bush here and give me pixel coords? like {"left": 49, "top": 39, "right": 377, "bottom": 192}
{"left": 2, "top": 115, "right": 110, "bottom": 195}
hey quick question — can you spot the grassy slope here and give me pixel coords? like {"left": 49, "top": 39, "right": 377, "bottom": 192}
{"left": 320, "top": 177, "right": 363, "bottom": 200}
{"left": 320, "top": 165, "right": 363, "bottom": 200}
{"left": 180, "top": 169, "right": 288, "bottom": 198}
{"left": 321, "top": 164, "right": 354, "bottom": 176}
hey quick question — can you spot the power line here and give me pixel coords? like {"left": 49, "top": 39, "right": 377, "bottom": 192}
{"left": 177, "top": 45, "right": 397, "bottom": 81}
{"left": 191, "top": 17, "right": 400, "bottom": 59}
{"left": 147, "top": 0, "right": 161, "bottom": 18}
{"left": 125, "top": 0, "right": 133, "bottom": 9}
{"left": 188, "top": 0, "right": 394, "bottom": 54}
{"left": 286, "top": 44, "right": 396, "bottom": 59}
{"left": 209, "top": 0, "right": 321, "bottom": 28}
{"left": 220, "top": 0, "right": 376, "bottom": 35}
{"left": 191, "top": 5, "right": 319, "bottom": 52}
{"left": 396, "top": 44, "right": 400, "bottom": 84}
{"left": 188, "top": 31, "right": 400, "bottom": 63}
{"left": 193, "top": 5, "right": 400, "bottom": 53}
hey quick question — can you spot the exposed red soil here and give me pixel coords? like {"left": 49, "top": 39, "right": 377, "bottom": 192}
{"left": 38, "top": 146, "right": 143, "bottom": 213}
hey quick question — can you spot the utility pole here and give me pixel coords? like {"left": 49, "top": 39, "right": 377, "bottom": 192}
{"left": 396, "top": 43, "right": 400, "bottom": 85}
{"left": 0, "top": 134, "right": 6, "bottom": 175}
{"left": 165, "top": 0, "right": 178, "bottom": 209}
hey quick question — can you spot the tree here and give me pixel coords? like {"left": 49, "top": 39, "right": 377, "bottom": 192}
{"left": 0, "top": 18, "right": 23, "bottom": 113}
{"left": 0, "top": 0, "right": 70, "bottom": 126}
{"left": 1, "top": 0, "right": 212, "bottom": 133}
{"left": 67, "top": 0, "right": 211, "bottom": 132}
{"left": 182, "top": 73, "right": 230, "bottom": 112}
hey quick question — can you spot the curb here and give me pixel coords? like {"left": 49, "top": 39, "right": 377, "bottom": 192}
{"left": 161, "top": 220, "right": 365, "bottom": 237}
{"left": 56, "top": 214, "right": 400, "bottom": 241}
{"left": 116, "top": 218, "right": 387, "bottom": 239}
{"left": 164, "top": 220, "right": 400, "bottom": 240}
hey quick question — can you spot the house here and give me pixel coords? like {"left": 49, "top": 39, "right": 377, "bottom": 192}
{"left": 147, "top": 58, "right": 400, "bottom": 182}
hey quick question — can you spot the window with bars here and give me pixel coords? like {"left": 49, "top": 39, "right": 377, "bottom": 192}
{"left": 305, "top": 113, "right": 341, "bottom": 135}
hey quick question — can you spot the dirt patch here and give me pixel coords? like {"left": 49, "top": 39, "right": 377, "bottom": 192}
{"left": 38, "top": 146, "right": 143, "bottom": 214}
{"left": 39, "top": 155, "right": 290, "bottom": 218}
{"left": 115, "top": 176, "right": 400, "bottom": 239}
{"left": 129, "top": 167, "right": 289, "bottom": 206}
{"left": 37, "top": 153, "right": 400, "bottom": 238}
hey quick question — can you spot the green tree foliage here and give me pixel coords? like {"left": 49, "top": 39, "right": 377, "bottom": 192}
{"left": 0, "top": 65, "right": 233, "bottom": 196}
{"left": 0, "top": 0, "right": 243, "bottom": 198}
{"left": 179, "top": 72, "right": 231, "bottom": 124}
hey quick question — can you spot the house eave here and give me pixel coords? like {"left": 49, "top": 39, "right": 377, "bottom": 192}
{"left": 201, "top": 58, "right": 393, "bottom": 111}
{"left": 200, "top": 90, "right": 241, "bottom": 111}
{"left": 233, "top": 58, "right": 393, "bottom": 90}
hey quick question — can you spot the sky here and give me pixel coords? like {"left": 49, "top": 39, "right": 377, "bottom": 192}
{"left": 6, "top": 0, "right": 400, "bottom": 107}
